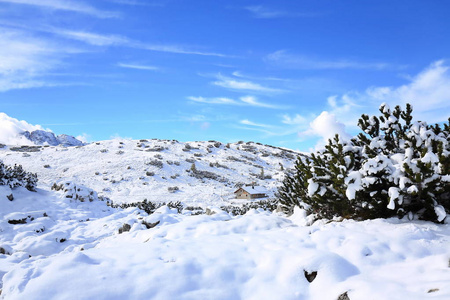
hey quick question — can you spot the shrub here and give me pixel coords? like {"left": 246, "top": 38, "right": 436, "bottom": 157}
{"left": 0, "top": 162, "right": 38, "bottom": 191}
{"left": 111, "top": 199, "right": 183, "bottom": 214}
{"left": 168, "top": 186, "right": 179, "bottom": 193}
{"left": 145, "top": 159, "right": 163, "bottom": 169}
{"left": 51, "top": 181, "right": 98, "bottom": 202}
{"left": 278, "top": 103, "right": 450, "bottom": 223}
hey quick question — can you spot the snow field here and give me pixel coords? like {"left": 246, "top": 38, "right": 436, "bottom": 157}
{"left": 1, "top": 187, "right": 450, "bottom": 300}
{"left": 0, "top": 139, "right": 295, "bottom": 205}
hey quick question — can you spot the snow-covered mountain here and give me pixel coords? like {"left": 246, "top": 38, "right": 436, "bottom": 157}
{"left": 20, "top": 130, "right": 84, "bottom": 147}
{"left": 0, "top": 139, "right": 299, "bottom": 205}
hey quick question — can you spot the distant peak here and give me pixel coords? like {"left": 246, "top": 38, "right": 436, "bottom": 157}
{"left": 20, "top": 130, "right": 84, "bottom": 147}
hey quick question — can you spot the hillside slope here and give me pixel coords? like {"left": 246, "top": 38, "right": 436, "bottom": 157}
{"left": 0, "top": 139, "right": 298, "bottom": 205}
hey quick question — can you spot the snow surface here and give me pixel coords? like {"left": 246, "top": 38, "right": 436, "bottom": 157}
{"left": 1, "top": 186, "right": 450, "bottom": 299}
{"left": 1, "top": 139, "right": 450, "bottom": 299}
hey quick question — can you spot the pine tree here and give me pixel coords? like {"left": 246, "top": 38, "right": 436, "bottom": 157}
{"left": 278, "top": 103, "right": 450, "bottom": 222}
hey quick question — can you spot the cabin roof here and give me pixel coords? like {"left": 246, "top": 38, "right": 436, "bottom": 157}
{"left": 235, "top": 186, "right": 268, "bottom": 195}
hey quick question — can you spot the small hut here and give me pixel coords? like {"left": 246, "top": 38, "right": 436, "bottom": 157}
{"left": 234, "top": 186, "right": 268, "bottom": 200}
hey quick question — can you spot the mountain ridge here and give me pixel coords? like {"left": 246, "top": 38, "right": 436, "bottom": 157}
{"left": 20, "top": 130, "right": 84, "bottom": 147}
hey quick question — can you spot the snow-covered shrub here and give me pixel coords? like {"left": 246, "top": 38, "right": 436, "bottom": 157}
{"left": 220, "top": 199, "right": 278, "bottom": 215}
{"left": 0, "top": 161, "right": 38, "bottom": 191}
{"left": 112, "top": 199, "right": 183, "bottom": 214}
{"left": 168, "top": 186, "right": 179, "bottom": 193}
{"left": 145, "top": 159, "right": 163, "bottom": 168}
{"left": 278, "top": 103, "right": 449, "bottom": 222}
{"left": 51, "top": 181, "right": 99, "bottom": 202}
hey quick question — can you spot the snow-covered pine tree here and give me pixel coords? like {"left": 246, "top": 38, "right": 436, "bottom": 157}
{"left": 278, "top": 103, "right": 449, "bottom": 222}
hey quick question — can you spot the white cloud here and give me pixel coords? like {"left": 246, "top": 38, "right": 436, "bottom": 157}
{"left": 281, "top": 114, "right": 307, "bottom": 125}
{"left": 212, "top": 74, "right": 286, "bottom": 93}
{"left": 0, "top": 80, "right": 58, "bottom": 92}
{"left": 300, "top": 111, "right": 351, "bottom": 150}
{"left": 244, "top": 5, "right": 288, "bottom": 19}
{"left": 111, "top": 0, "right": 159, "bottom": 6}
{"left": 53, "top": 30, "right": 128, "bottom": 46}
{"left": 232, "top": 70, "right": 291, "bottom": 82}
{"left": 240, "top": 96, "right": 288, "bottom": 109}
{"left": 240, "top": 119, "right": 272, "bottom": 128}
{"left": 0, "top": 0, "right": 119, "bottom": 18}
{"left": 188, "top": 95, "right": 287, "bottom": 109}
{"left": 364, "top": 60, "right": 450, "bottom": 122}
{"left": 289, "top": 60, "right": 450, "bottom": 150}
{"left": 139, "top": 43, "right": 228, "bottom": 57}
{"left": 329, "top": 60, "right": 450, "bottom": 126}
{"left": 76, "top": 133, "right": 92, "bottom": 143}
{"left": 0, "top": 112, "right": 45, "bottom": 145}
{"left": 244, "top": 5, "right": 316, "bottom": 19}
{"left": 188, "top": 96, "right": 239, "bottom": 105}
{"left": 0, "top": 27, "right": 68, "bottom": 91}
{"left": 0, "top": 29, "right": 57, "bottom": 76}
{"left": 52, "top": 29, "right": 229, "bottom": 57}
{"left": 266, "top": 50, "right": 397, "bottom": 70}
{"left": 117, "top": 63, "right": 159, "bottom": 71}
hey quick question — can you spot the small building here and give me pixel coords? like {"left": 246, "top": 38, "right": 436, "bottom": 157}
{"left": 234, "top": 186, "right": 268, "bottom": 200}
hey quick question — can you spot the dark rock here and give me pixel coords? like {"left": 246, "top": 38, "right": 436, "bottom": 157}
{"left": 142, "top": 220, "right": 160, "bottom": 229}
{"left": 337, "top": 291, "right": 350, "bottom": 300}
{"left": 304, "top": 270, "right": 318, "bottom": 283}
{"left": 118, "top": 223, "right": 131, "bottom": 234}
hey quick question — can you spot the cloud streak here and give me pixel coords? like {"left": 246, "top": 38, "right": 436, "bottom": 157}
{"left": 111, "top": 0, "right": 161, "bottom": 6}
{"left": 266, "top": 50, "right": 399, "bottom": 70}
{"left": 0, "top": 27, "right": 71, "bottom": 92}
{"left": 240, "top": 119, "right": 273, "bottom": 128}
{"left": 244, "top": 5, "right": 317, "bottom": 19}
{"left": 0, "top": 0, "right": 119, "bottom": 18}
{"left": 188, "top": 95, "right": 287, "bottom": 109}
{"left": 51, "top": 29, "right": 229, "bottom": 57}
{"left": 52, "top": 30, "right": 128, "bottom": 46}
{"left": 212, "top": 74, "right": 286, "bottom": 93}
{"left": 117, "top": 63, "right": 159, "bottom": 71}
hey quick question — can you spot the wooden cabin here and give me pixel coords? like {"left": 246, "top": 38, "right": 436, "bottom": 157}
{"left": 234, "top": 186, "right": 268, "bottom": 200}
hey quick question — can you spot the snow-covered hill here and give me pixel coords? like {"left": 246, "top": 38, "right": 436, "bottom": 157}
{"left": 0, "top": 139, "right": 298, "bottom": 205}
{"left": 1, "top": 138, "right": 450, "bottom": 300}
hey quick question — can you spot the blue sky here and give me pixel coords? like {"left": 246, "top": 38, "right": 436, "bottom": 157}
{"left": 1, "top": 0, "right": 450, "bottom": 151}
